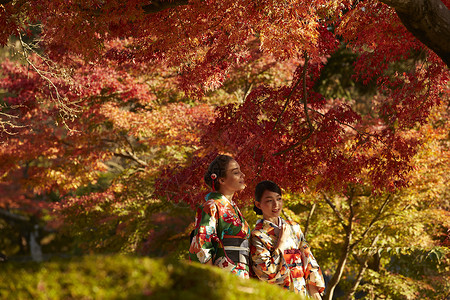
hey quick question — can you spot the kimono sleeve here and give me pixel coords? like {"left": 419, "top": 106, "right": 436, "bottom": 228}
{"left": 298, "top": 235, "right": 326, "bottom": 293}
{"left": 250, "top": 231, "right": 290, "bottom": 285}
{"left": 189, "top": 200, "right": 220, "bottom": 264}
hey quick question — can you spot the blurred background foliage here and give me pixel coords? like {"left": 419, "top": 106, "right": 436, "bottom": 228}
{"left": 1, "top": 28, "right": 449, "bottom": 300}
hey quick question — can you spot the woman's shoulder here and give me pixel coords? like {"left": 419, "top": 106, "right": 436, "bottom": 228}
{"left": 283, "top": 218, "right": 299, "bottom": 226}
{"left": 204, "top": 191, "right": 224, "bottom": 201}
{"left": 250, "top": 219, "right": 265, "bottom": 233}
{"left": 282, "top": 218, "right": 303, "bottom": 232}
{"left": 201, "top": 193, "right": 229, "bottom": 212}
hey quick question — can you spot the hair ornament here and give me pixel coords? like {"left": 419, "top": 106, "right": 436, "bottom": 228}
{"left": 211, "top": 173, "right": 217, "bottom": 191}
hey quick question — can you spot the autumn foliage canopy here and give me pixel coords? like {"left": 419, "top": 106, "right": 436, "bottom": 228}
{"left": 0, "top": 0, "right": 448, "bottom": 250}
{"left": 0, "top": 0, "right": 449, "bottom": 205}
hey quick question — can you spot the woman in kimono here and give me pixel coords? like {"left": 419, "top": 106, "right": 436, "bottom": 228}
{"left": 189, "top": 154, "right": 250, "bottom": 279}
{"left": 250, "top": 180, "right": 325, "bottom": 298}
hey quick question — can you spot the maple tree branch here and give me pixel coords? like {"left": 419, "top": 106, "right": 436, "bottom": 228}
{"left": 114, "top": 150, "right": 148, "bottom": 168}
{"left": 272, "top": 73, "right": 302, "bottom": 133}
{"left": 303, "top": 202, "right": 316, "bottom": 238}
{"left": 344, "top": 227, "right": 385, "bottom": 300}
{"left": 142, "top": 0, "right": 190, "bottom": 14}
{"left": 72, "top": 0, "right": 190, "bottom": 15}
{"left": 302, "top": 51, "right": 314, "bottom": 135}
{"left": 350, "top": 194, "right": 392, "bottom": 249}
{"left": 272, "top": 55, "right": 314, "bottom": 155}
{"left": 3, "top": 0, "right": 448, "bottom": 66}
{"left": 323, "top": 193, "right": 349, "bottom": 231}
{"left": 0, "top": 107, "right": 26, "bottom": 136}
{"left": 122, "top": 133, "right": 137, "bottom": 154}
{"left": 308, "top": 107, "right": 370, "bottom": 137}
{"left": 206, "top": 15, "right": 227, "bottom": 32}
{"left": 348, "top": 186, "right": 355, "bottom": 224}
{"left": 273, "top": 53, "right": 313, "bottom": 135}
{"left": 347, "top": 188, "right": 355, "bottom": 235}
{"left": 379, "top": 0, "right": 450, "bottom": 67}
{"left": 273, "top": 104, "right": 377, "bottom": 156}
{"left": 0, "top": 208, "right": 29, "bottom": 222}
{"left": 17, "top": 33, "right": 82, "bottom": 129}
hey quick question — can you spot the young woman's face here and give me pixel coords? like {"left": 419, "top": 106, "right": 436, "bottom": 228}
{"left": 256, "top": 190, "right": 283, "bottom": 221}
{"left": 218, "top": 159, "right": 245, "bottom": 193}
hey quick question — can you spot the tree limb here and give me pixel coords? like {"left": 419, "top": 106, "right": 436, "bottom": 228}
{"left": 272, "top": 53, "right": 314, "bottom": 155}
{"left": 142, "top": 0, "right": 190, "bottom": 14}
{"left": 379, "top": 0, "right": 450, "bottom": 67}
{"left": 272, "top": 66, "right": 303, "bottom": 133}
{"left": 302, "top": 51, "right": 314, "bottom": 134}
{"left": 114, "top": 150, "right": 148, "bottom": 167}
{"left": 0, "top": 108, "right": 26, "bottom": 136}
{"left": 323, "top": 193, "right": 348, "bottom": 231}
{"left": 350, "top": 194, "right": 391, "bottom": 249}
{"left": 323, "top": 208, "right": 353, "bottom": 300}
{"left": 344, "top": 227, "right": 385, "bottom": 300}
{"left": 2, "top": 0, "right": 449, "bottom": 66}
{"left": 303, "top": 202, "right": 316, "bottom": 238}
{"left": 0, "top": 209, "right": 29, "bottom": 222}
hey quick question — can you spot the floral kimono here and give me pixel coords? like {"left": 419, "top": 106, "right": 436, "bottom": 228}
{"left": 250, "top": 217, "right": 325, "bottom": 296}
{"left": 189, "top": 192, "right": 251, "bottom": 279}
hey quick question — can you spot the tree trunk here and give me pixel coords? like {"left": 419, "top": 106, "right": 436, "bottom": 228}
{"left": 343, "top": 259, "right": 369, "bottom": 300}
{"left": 379, "top": 0, "right": 450, "bottom": 67}
{"left": 323, "top": 229, "right": 352, "bottom": 300}
{"left": 29, "top": 225, "right": 43, "bottom": 262}
{"left": 343, "top": 228, "right": 385, "bottom": 300}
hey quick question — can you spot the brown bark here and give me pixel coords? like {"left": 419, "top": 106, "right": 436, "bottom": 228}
{"left": 322, "top": 192, "right": 355, "bottom": 300}
{"left": 343, "top": 229, "right": 384, "bottom": 300}
{"left": 323, "top": 228, "right": 352, "bottom": 300}
{"left": 322, "top": 192, "right": 390, "bottom": 300}
{"left": 380, "top": 0, "right": 450, "bottom": 67}
{"left": 303, "top": 202, "right": 316, "bottom": 238}
{"left": 142, "top": 0, "right": 190, "bottom": 14}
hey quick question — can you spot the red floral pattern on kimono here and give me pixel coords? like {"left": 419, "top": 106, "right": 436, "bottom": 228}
{"left": 250, "top": 218, "right": 325, "bottom": 296}
{"left": 189, "top": 192, "right": 250, "bottom": 279}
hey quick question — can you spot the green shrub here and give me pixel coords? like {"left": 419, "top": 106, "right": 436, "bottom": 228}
{"left": 0, "top": 254, "right": 306, "bottom": 300}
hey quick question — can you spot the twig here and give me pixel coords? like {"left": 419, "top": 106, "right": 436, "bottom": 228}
{"left": 0, "top": 105, "right": 27, "bottom": 136}
{"left": 274, "top": 105, "right": 378, "bottom": 156}
{"left": 15, "top": 33, "right": 83, "bottom": 134}
{"left": 18, "top": 34, "right": 79, "bottom": 116}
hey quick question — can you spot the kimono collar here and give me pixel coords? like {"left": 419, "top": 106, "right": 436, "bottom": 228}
{"left": 205, "top": 191, "right": 237, "bottom": 207}
{"left": 257, "top": 217, "right": 283, "bottom": 228}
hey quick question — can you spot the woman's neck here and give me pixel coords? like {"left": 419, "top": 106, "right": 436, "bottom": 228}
{"left": 222, "top": 192, "right": 234, "bottom": 202}
{"left": 265, "top": 216, "right": 279, "bottom": 226}
{"left": 219, "top": 188, "right": 234, "bottom": 203}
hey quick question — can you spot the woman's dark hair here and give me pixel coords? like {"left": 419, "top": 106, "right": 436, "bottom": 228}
{"left": 204, "top": 154, "right": 234, "bottom": 191}
{"left": 253, "top": 180, "right": 282, "bottom": 215}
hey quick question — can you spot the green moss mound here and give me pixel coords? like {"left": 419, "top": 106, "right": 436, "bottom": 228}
{"left": 0, "top": 255, "right": 305, "bottom": 300}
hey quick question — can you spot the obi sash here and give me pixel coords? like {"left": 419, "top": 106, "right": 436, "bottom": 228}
{"left": 222, "top": 235, "right": 250, "bottom": 265}
{"left": 283, "top": 248, "right": 304, "bottom": 278}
